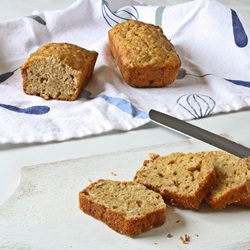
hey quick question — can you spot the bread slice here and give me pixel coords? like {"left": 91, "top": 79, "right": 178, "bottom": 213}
{"left": 108, "top": 20, "right": 181, "bottom": 88}
{"left": 134, "top": 152, "right": 216, "bottom": 209}
{"left": 205, "top": 151, "right": 250, "bottom": 210}
{"left": 79, "top": 179, "right": 167, "bottom": 236}
{"left": 21, "top": 42, "right": 98, "bottom": 101}
{"left": 234, "top": 156, "right": 250, "bottom": 207}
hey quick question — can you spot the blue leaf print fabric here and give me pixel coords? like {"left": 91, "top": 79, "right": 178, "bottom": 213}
{"left": 0, "top": 0, "right": 250, "bottom": 143}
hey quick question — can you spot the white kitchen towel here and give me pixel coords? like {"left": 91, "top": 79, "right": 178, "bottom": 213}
{"left": 0, "top": 0, "right": 250, "bottom": 143}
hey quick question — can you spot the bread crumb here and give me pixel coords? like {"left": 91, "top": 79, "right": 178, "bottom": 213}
{"left": 148, "top": 153, "right": 160, "bottom": 160}
{"left": 180, "top": 234, "right": 191, "bottom": 244}
{"left": 166, "top": 233, "right": 173, "bottom": 238}
{"left": 110, "top": 171, "right": 117, "bottom": 176}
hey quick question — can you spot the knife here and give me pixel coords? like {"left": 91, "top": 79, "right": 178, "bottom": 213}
{"left": 149, "top": 109, "right": 250, "bottom": 158}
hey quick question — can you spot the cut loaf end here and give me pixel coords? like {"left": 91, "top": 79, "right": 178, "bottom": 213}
{"left": 21, "top": 42, "right": 98, "bottom": 101}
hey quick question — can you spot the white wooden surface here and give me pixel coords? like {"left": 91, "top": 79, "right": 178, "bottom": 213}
{"left": 0, "top": 139, "right": 249, "bottom": 250}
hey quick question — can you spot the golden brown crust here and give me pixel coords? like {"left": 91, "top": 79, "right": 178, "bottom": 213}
{"left": 21, "top": 42, "right": 98, "bottom": 101}
{"left": 108, "top": 20, "right": 181, "bottom": 88}
{"left": 134, "top": 152, "right": 216, "bottom": 209}
{"left": 79, "top": 179, "right": 166, "bottom": 236}
{"left": 234, "top": 195, "right": 250, "bottom": 207}
{"left": 205, "top": 151, "right": 250, "bottom": 210}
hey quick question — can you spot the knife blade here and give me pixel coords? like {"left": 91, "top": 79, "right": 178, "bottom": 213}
{"left": 149, "top": 109, "right": 250, "bottom": 158}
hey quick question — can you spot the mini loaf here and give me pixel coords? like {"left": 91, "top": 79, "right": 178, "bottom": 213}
{"left": 205, "top": 151, "right": 250, "bottom": 210}
{"left": 79, "top": 179, "right": 167, "bottom": 236}
{"left": 134, "top": 152, "right": 216, "bottom": 209}
{"left": 21, "top": 42, "right": 98, "bottom": 101}
{"left": 108, "top": 20, "right": 181, "bottom": 88}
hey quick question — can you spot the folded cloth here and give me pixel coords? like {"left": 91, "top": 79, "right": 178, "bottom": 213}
{"left": 0, "top": 0, "right": 249, "bottom": 143}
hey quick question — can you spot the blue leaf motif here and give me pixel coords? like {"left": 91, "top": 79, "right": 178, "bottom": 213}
{"left": 176, "top": 68, "right": 187, "bottom": 80}
{"left": 100, "top": 95, "right": 148, "bottom": 119}
{"left": 27, "top": 15, "right": 46, "bottom": 25}
{"left": 177, "top": 94, "right": 216, "bottom": 119}
{"left": 0, "top": 68, "right": 19, "bottom": 83}
{"left": 81, "top": 90, "right": 93, "bottom": 99}
{"left": 176, "top": 68, "right": 250, "bottom": 88}
{"left": 101, "top": 0, "right": 138, "bottom": 27}
{"left": 0, "top": 104, "right": 50, "bottom": 115}
{"left": 0, "top": 72, "right": 14, "bottom": 83}
{"left": 231, "top": 9, "right": 248, "bottom": 48}
{"left": 155, "top": 6, "right": 165, "bottom": 26}
{"left": 225, "top": 78, "right": 250, "bottom": 88}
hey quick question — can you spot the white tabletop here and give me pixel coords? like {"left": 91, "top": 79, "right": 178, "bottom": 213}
{"left": 0, "top": 0, "right": 250, "bottom": 206}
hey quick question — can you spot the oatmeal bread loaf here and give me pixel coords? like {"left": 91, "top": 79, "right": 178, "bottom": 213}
{"left": 21, "top": 42, "right": 98, "bottom": 101}
{"left": 205, "top": 151, "right": 250, "bottom": 210}
{"left": 108, "top": 20, "right": 181, "bottom": 88}
{"left": 134, "top": 152, "right": 216, "bottom": 209}
{"left": 79, "top": 179, "right": 167, "bottom": 236}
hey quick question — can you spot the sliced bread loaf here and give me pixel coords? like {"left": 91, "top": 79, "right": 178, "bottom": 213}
{"left": 133, "top": 152, "right": 216, "bottom": 209}
{"left": 205, "top": 151, "right": 250, "bottom": 210}
{"left": 79, "top": 179, "right": 167, "bottom": 236}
